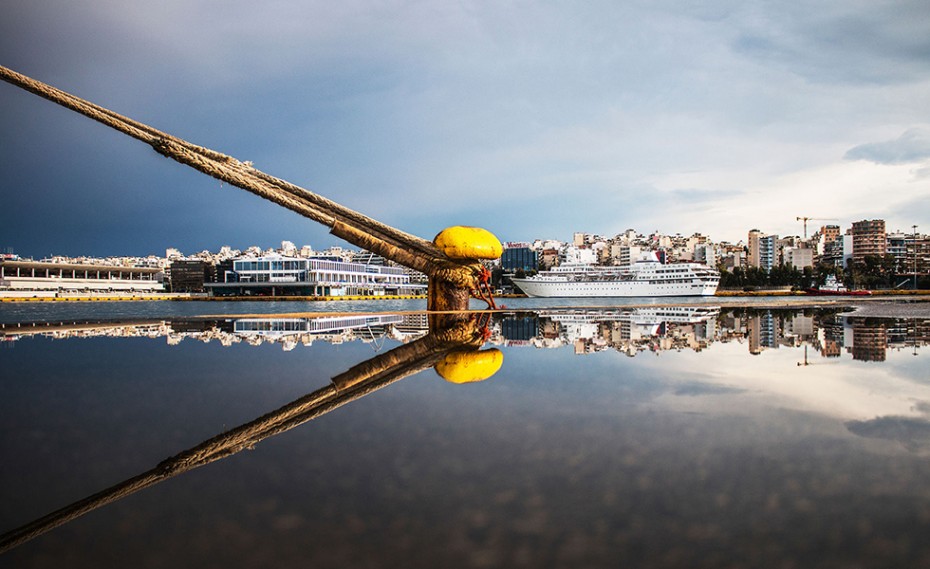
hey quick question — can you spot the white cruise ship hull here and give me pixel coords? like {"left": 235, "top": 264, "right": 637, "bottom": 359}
{"left": 511, "top": 278, "right": 718, "bottom": 298}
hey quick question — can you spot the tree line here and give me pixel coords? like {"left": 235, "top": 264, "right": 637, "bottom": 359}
{"left": 718, "top": 254, "right": 928, "bottom": 290}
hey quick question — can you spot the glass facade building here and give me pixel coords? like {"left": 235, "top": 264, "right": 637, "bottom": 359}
{"left": 502, "top": 247, "right": 538, "bottom": 272}
{"left": 759, "top": 235, "right": 777, "bottom": 272}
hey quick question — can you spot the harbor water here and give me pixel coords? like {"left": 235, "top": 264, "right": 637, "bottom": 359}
{"left": 2, "top": 299, "right": 930, "bottom": 567}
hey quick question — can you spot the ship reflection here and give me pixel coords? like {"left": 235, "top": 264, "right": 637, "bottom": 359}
{"left": 506, "top": 306, "right": 721, "bottom": 355}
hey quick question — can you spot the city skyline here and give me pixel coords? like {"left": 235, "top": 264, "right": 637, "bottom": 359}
{"left": 7, "top": 215, "right": 924, "bottom": 264}
{"left": 2, "top": 2, "right": 929, "bottom": 258}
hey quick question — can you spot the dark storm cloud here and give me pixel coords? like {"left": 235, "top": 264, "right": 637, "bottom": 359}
{"left": 844, "top": 129, "right": 930, "bottom": 165}
{"left": 2, "top": 1, "right": 929, "bottom": 255}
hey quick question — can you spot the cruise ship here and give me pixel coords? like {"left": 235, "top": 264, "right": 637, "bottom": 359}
{"left": 511, "top": 255, "right": 720, "bottom": 297}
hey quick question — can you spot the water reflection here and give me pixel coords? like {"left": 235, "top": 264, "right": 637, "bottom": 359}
{"left": 6, "top": 308, "right": 929, "bottom": 361}
{"left": 496, "top": 307, "right": 720, "bottom": 355}
{"left": 491, "top": 307, "right": 930, "bottom": 361}
{"left": 0, "top": 313, "right": 495, "bottom": 552}
{"left": 0, "top": 313, "right": 431, "bottom": 349}
{"left": 3, "top": 306, "right": 930, "bottom": 566}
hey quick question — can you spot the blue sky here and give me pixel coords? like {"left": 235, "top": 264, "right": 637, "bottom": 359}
{"left": 2, "top": 0, "right": 929, "bottom": 258}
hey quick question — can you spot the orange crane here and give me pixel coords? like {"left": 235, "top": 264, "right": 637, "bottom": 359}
{"left": 796, "top": 216, "right": 837, "bottom": 239}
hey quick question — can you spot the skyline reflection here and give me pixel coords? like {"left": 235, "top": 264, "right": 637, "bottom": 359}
{"left": 3, "top": 305, "right": 930, "bottom": 566}
{"left": 3, "top": 308, "right": 929, "bottom": 362}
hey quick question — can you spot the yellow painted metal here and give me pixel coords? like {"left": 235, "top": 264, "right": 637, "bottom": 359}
{"left": 433, "top": 226, "right": 503, "bottom": 260}
{"left": 434, "top": 348, "right": 504, "bottom": 384}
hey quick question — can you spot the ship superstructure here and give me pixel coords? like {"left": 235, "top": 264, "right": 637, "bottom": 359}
{"left": 511, "top": 254, "right": 720, "bottom": 297}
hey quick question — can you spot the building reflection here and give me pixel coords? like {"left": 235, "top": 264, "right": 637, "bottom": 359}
{"left": 849, "top": 318, "right": 889, "bottom": 362}
{"left": 3, "top": 309, "right": 930, "bottom": 363}
{"left": 0, "top": 313, "right": 430, "bottom": 350}
{"left": 492, "top": 308, "right": 930, "bottom": 362}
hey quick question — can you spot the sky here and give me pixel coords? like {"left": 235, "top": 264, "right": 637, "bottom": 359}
{"left": 2, "top": 0, "right": 929, "bottom": 258}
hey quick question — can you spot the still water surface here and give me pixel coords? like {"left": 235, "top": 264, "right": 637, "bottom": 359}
{"left": 2, "top": 301, "right": 930, "bottom": 567}
{"left": 0, "top": 294, "right": 877, "bottom": 324}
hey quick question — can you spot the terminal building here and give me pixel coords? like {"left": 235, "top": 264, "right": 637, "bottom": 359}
{"left": 205, "top": 254, "right": 427, "bottom": 297}
{"left": 167, "top": 260, "right": 214, "bottom": 293}
{"left": 0, "top": 259, "right": 165, "bottom": 296}
{"left": 501, "top": 245, "right": 538, "bottom": 272}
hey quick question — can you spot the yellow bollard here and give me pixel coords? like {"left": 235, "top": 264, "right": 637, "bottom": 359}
{"left": 434, "top": 348, "right": 504, "bottom": 384}
{"left": 433, "top": 226, "right": 503, "bottom": 260}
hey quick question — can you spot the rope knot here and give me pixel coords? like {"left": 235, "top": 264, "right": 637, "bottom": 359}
{"left": 152, "top": 138, "right": 172, "bottom": 157}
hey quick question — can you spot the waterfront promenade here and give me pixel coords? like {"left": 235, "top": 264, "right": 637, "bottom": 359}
{"left": 3, "top": 291, "right": 930, "bottom": 324}
{"left": 2, "top": 289, "right": 929, "bottom": 303}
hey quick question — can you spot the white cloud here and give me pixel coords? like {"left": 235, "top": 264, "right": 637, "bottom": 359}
{"left": 648, "top": 159, "right": 929, "bottom": 241}
{"left": 845, "top": 128, "right": 930, "bottom": 165}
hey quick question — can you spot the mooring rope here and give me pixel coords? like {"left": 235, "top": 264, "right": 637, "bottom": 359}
{"left": 0, "top": 65, "right": 477, "bottom": 286}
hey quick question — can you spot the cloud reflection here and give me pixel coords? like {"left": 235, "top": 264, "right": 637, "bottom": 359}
{"left": 847, "top": 416, "right": 930, "bottom": 453}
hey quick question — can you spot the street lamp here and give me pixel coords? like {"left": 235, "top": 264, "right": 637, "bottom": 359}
{"left": 914, "top": 225, "right": 919, "bottom": 290}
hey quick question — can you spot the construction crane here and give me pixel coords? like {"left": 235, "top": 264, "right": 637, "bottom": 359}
{"left": 796, "top": 216, "right": 837, "bottom": 239}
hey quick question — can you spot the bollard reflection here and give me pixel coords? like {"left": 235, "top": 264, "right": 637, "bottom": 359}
{"left": 0, "top": 312, "right": 501, "bottom": 553}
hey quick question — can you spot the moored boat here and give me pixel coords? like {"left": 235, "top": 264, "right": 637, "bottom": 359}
{"left": 804, "top": 275, "right": 871, "bottom": 296}
{"left": 511, "top": 254, "right": 720, "bottom": 298}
